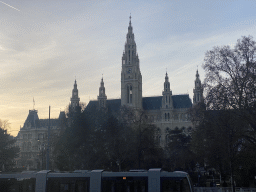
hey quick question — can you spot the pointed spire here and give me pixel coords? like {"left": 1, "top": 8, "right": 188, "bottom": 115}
{"left": 162, "top": 71, "right": 172, "bottom": 109}
{"left": 165, "top": 71, "right": 169, "bottom": 81}
{"left": 101, "top": 75, "right": 104, "bottom": 87}
{"left": 129, "top": 13, "right": 132, "bottom": 26}
{"left": 71, "top": 79, "right": 80, "bottom": 109}
{"left": 73, "top": 79, "right": 77, "bottom": 89}
{"left": 196, "top": 69, "right": 199, "bottom": 78}
{"left": 193, "top": 69, "right": 203, "bottom": 104}
{"left": 98, "top": 76, "right": 107, "bottom": 108}
{"left": 195, "top": 70, "right": 200, "bottom": 86}
{"left": 163, "top": 72, "right": 171, "bottom": 93}
{"left": 128, "top": 14, "right": 133, "bottom": 33}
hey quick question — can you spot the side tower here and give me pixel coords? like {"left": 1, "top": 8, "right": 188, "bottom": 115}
{"left": 193, "top": 70, "right": 203, "bottom": 104}
{"left": 98, "top": 77, "right": 107, "bottom": 109}
{"left": 70, "top": 79, "right": 80, "bottom": 110}
{"left": 161, "top": 72, "right": 173, "bottom": 121}
{"left": 121, "top": 16, "right": 142, "bottom": 109}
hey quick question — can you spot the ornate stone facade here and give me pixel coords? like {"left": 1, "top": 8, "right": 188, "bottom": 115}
{"left": 15, "top": 110, "right": 66, "bottom": 170}
{"left": 87, "top": 18, "right": 203, "bottom": 146}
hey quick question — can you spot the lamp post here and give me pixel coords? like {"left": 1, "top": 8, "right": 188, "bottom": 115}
{"left": 196, "top": 162, "right": 200, "bottom": 186}
{"left": 38, "top": 138, "right": 45, "bottom": 170}
{"left": 41, "top": 143, "right": 45, "bottom": 170}
{"left": 46, "top": 105, "right": 50, "bottom": 170}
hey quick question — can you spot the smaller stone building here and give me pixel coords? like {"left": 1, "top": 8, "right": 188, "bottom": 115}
{"left": 15, "top": 109, "right": 66, "bottom": 170}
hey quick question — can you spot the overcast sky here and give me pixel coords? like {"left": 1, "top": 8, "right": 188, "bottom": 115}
{"left": 1, "top": 0, "right": 256, "bottom": 136}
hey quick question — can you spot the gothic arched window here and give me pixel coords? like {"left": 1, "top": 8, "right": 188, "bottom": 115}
{"left": 130, "top": 86, "right": 132, "bottom": 103}
{"left": 127, "top": 85, "right": 132, "bottom": 104}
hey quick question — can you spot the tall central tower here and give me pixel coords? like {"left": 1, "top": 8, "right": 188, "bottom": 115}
{"left": 121, "top": 16, "right": 142, "bottom": 109}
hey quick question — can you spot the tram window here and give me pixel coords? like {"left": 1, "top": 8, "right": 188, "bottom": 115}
{"left": 0, "top": 178, "right": 35, "bottom": 192}
{"left": 60, "top": 183, "right": 71, "bottom": 191}
{"left": 47, "top": 178, "right": 89, "bottom": 192}
{"left": 161, "top": 177, "right": 190, "bottom": 192}
{"left": 102, "top": 177, "right": 147, "bottom": 192}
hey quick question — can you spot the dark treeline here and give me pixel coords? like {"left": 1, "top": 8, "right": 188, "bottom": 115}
{"left": 190, "top": 103, "right": 256, "bottom": 187}
{"left": 53, "top": 105, "right": 165, "bottom": 172}
{"left": 52, "top": 105, "right": 198, "bottom": 174}
{"left": 0, "top": 120, "right": 20, "bottom": 172}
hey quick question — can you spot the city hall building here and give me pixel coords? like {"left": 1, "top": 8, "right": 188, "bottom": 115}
{"left": 15, "top": 18, "right": 203, "bottom": 170}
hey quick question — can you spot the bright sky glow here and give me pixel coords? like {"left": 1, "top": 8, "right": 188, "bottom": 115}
{"left": 1, "top": 0, "right": 256, "bottom": 136}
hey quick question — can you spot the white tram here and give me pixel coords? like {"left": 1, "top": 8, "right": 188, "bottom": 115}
{"left": 0, "top": 169, "right": 193, "bottom": 192}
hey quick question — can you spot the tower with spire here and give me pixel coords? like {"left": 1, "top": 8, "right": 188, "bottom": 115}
{"left": 121, "top": 15, "right": 142, "bottom": 109}
{"left": 193, "top": 70, "right": 203, "bottom": 104}
{"left": 98, "top": 77, "right": 107, "bottom": 109}
{"left": 70, "top": 79, "right": 80, "bottom": 110}
{"left": 161, "top": 72, "right": 173, "bottom": 121}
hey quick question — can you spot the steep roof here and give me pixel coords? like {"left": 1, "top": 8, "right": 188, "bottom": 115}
{"left": 85, "top": 100, "right": 97, "bottom": 110}
{"left": 39, "top": 119, "right": 59, "bottom": 127}
{"left": 86, "top": 94, "right": 192, "bottom": 111}
{"left": 172, "top": 95, "right": 192, "bottom": 109}
{"left": 22, "top": 109, "right": 62, "bottom": 129}
{"left": 22, "top": 110, "right": 40, "bottom": 129}
{"left": 106, "top": 99, "right": 121, "bottom": 112}
{"left": 142, "top": 96, "right": 162, "bottom": 110}
{"left": 86, "top": 99, "right": 121, "bottom": 112}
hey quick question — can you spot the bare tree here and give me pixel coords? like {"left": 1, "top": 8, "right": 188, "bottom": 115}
{"left": 204, "top": 35, "right": 256, "bottom": 110}
{"left": 202, "top": 36, "right": 256, "bottom": 189}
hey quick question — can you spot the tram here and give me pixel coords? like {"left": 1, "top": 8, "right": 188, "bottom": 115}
{"left": 0, "top": 169, "right": 193, "bottom": 192}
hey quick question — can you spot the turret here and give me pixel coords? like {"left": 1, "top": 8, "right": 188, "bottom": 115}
{"left": 162, "top": 72, "right": 173, "bottom": 109}
{"left": 70, "top": 79, "right": 80, "bottom": 110}
{"left": 98, "top": 77, "right": 107, "bottom": 108}
{"left": 193, "top": 70, "right": 203, "bottom": 104}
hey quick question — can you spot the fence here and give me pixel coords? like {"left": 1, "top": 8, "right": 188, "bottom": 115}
{"left": 194, "top": 187, "right": 256, "bottom": 192}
